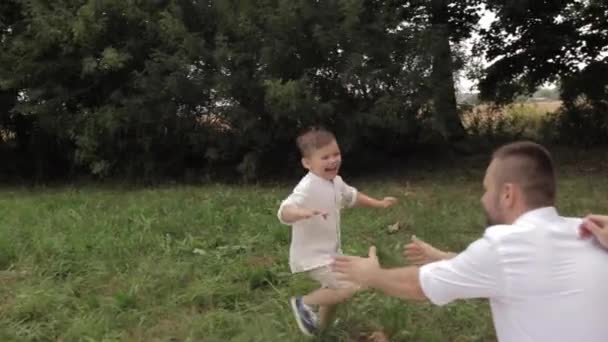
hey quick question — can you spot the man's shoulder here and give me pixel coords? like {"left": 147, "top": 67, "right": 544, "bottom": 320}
{"left": 483, "top": 215, "right": 584, "bottom": 241}
{"left": 483, "top": 224, "right": 518, "bottom": 240}
{"left": 560, "top": 216, "right": 584, "bottom": 226}
{"left": 482, "top": 223, "right": 536, "bottom": 247}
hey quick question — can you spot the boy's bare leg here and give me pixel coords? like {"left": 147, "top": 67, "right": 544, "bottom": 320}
{"left": 302, "top": 286, "right": 357, "bottom": 306}
{"left": 318, "top": 304, "right": 338, "bottom": 329}
{"left": 302, "top": 287, "right": 358, "bottom": 328}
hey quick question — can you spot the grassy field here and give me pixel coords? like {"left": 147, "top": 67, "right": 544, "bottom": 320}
{"left": 0, "top": 152, "right": 607, "bottom": 341}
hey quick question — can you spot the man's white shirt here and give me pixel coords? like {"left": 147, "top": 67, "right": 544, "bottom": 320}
{"left": 420, "top": 207, "right": 608, "bottom": 342}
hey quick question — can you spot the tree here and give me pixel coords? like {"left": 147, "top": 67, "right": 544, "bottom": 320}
{"left": 479, "top": 0, "right": 608, "bottom": 103}
{"left": 478, "top": 0, "right": 608, "bottom": 145}
{"left": 210, "top": 0, "right": 440, "bottom": 177}
{"left": 0, "top": 0, "right": 488, "bottom": 180}
{"left": 0, "top": 0, "right": 217, "bottom": 178}
{"left": 427, "top": 0, "right": 482, "bottom": 141}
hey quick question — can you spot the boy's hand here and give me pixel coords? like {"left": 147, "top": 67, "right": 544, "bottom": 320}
{"left": 298, "top": 207, "right": 328, "bottom": 220}
{"left": 380, "top": 197, "right": 397, "bottom": 208}
{"left": 279, "top": 205, "right": 328, "bottom": 224}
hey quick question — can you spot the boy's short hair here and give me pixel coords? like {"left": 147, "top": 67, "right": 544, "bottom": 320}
{"left": 296, "top": 126, "right": 336, "bottom": 157}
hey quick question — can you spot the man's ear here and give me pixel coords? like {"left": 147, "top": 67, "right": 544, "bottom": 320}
{"left": 502, "top": 183, "right": 516, "bottom": 208}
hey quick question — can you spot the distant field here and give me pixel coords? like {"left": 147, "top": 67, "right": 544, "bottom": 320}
{"left": 464, "top": 100, "right": 562, "bottom": 120}
{"left": 461, "top": 101, "right": 563, "bottom": 140}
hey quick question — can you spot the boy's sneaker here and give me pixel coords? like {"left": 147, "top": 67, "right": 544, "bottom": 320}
{"left": 290, "top": 297, "right": 318, "bottom": 337}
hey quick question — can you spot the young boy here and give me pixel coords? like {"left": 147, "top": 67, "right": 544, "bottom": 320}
{"left": 277, "top": 126, "right": 397, "bottom": 336}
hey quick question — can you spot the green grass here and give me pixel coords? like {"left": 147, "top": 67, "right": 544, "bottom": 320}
{"left": 0, "top": 158, "right": 607, "bottom": 341}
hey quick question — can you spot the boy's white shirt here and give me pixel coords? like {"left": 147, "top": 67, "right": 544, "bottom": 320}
{"left": 278, "top": 172, "right": 358, "bottom": 273}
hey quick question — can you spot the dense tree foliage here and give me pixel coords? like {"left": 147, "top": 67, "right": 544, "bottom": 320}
{"left": 0, "top": 1, "right": 605, "bottom": 180}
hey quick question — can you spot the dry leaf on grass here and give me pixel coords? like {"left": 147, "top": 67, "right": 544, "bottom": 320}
{"left": 387, "top": 221, "right": 400, "bottom": 234}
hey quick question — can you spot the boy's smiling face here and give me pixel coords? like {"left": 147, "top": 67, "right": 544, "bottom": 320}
{"left": 302, "top": 139, "right": 341, "bottom": 181}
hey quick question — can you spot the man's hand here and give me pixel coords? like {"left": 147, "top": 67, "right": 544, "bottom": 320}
{"left": 403, "top": 235, "right": 454, "bottom": 265}
{"left": 580, "top": 215, "right": 608, "bottom": 249}
{"left": 380, "top": 197, "right": 397, "bottom": 208}
{"left": 334, "top": 246, "right": 428, "bottom": 300}
{"left": 333, "top": 246, "right": 380, "bottom": 287}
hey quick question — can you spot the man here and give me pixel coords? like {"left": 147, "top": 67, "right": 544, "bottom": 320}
{"left": 405, "top": 215, "right": 608, "bottom": 265}
{"left": 333, "top": 141, "right": 608, "bottom": 342}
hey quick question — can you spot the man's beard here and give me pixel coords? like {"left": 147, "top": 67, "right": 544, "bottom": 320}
{"left": 485, "top": 215, "right": 494, "bottom": 227}
{"left": 484, "top": 209, "right": 500, "bottom": 227}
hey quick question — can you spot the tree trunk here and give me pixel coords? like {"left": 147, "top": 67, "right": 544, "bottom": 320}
{"left": 430, "top": 0, "right": 466, "bottom": 141}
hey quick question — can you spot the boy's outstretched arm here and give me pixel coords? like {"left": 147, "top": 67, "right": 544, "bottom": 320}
{"left": 354, "top": 192, "right": 397, "bottom": 209}
{"left": 279, "top": 205, "right": 328, "bottom": 224}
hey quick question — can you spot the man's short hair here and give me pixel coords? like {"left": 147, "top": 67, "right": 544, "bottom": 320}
{"left": 296, "top": 126, "right": 336, "bottom": 157}
{"left": 492, "top": 141, "right": 556, "bottom": 208}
